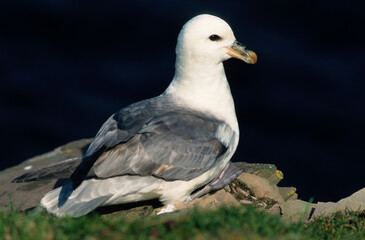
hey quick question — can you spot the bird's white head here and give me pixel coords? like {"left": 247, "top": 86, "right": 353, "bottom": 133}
{"left": 176, "top": 14, "right": 257, "bottom": 66}
{"left": 165, "top": 14, "right": 257, "bottom": 133}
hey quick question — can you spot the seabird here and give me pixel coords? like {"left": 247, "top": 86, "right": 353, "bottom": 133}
{"left": 13, "top": 14, "right": 257, "bottom": 217}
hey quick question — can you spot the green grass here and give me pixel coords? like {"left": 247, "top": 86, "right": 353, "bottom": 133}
{"left": 1, "top": 206, "right": 364, "bottom": 240}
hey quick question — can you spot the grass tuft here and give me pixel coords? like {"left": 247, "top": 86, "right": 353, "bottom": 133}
{"left": 1, "top": 206, "right": 364, "bottom": 239}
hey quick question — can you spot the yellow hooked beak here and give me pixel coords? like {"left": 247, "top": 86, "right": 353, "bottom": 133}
{"left": 225, "top": 40, "right": 257, "bottom": 64}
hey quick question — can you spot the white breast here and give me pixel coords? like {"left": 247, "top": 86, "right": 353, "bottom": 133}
{"left": 164, "top": 62, "right": 239, "bottom": 134}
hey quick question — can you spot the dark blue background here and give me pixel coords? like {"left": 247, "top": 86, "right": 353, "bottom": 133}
{"left": 1, "top": 1, "right": 364, "bottom": 202}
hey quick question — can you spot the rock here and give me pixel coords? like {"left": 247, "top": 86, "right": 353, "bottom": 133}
{"left": 311, "top": 187, "right": 365, "bottom": 219}
{"left": 280, "top": 200, "right": 315, "bottom": 223}
{"left": 234, "top": 162, "right": 284, "bottom": 185}
{"left": 267, "top": 203, "right": 281, "bottom": 215}
{"left": 8, "top": 138, "right": 353, "bottom": 223}
{"left": 239, "top": 199, "right": 253, "bottom": 205}
{"left": 278, "top": 187, "right": 298, "bottom": 201}
{"left": 173, "top": 188, "right": 241, "bottom": 212}
{"left": 310, "top": 202, "right": 336, "bottom": 218}
{"left": 2, "top": 137, "right": 365, "bottom": 224}
{"left": 235, "top": 173, "right": 284, "bottom": 204}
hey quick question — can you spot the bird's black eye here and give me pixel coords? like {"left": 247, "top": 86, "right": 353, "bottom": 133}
{"left": 209, "top": 34, "right": 221, "bottom": 41}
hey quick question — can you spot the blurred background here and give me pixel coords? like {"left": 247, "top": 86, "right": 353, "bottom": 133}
{"left": 1, "top": 0, "right": 364, "bottom": 203}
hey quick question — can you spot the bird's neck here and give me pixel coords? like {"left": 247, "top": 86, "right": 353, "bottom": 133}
{"left": 164, "top": 59, "right": 239, "bottom": 132}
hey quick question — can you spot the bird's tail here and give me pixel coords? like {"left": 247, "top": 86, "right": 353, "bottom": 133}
{"left": 40, "top": 181, "right": 112, "bottom": 217}
{"left": 11, "top": 158, "right": 82, "bottom": 183}
{"left": 40, "top": 175, "right": 163, "bottom": 217}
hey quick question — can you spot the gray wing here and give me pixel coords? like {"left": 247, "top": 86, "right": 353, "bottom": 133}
{"left": 93, "top": 112, "right": 233, "bottom": 181}
{"left": 71, "top": 96, "right": 235, "bottom": 188}
{"left": 11, "top": 158, "right": 82, "bottom": 183}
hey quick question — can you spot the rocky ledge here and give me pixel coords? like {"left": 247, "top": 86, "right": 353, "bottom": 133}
{"left": 1, "top": 139, "right": 364, "bottom": 222}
